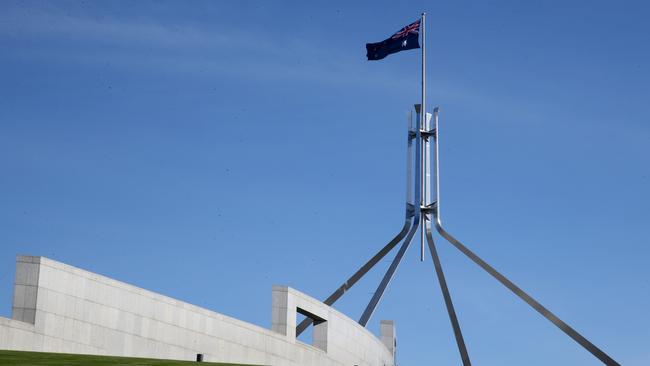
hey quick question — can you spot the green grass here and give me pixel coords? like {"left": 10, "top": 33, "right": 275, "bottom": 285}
{"left": 0, "top": 350, "right": 261, "bottom": 366}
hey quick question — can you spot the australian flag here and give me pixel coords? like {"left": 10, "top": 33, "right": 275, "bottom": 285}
{"left": 366, "top": 19, "right": 421, "bottom": 61}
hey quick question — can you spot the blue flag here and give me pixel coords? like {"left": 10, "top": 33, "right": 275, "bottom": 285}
{"left": 366, "top": 19, "right": 421, "bottom": 61}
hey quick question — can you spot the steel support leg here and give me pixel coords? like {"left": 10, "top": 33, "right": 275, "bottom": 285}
{"left": 358, "top": 216, "right": 420, "bottom": 327}
{"left": 425, "top": 223, "right": 471, "bottom": 366}
{"left": 435, "top": 222, "right": 620, "bottom": 366}
{"left": 296, "top": 218, "right": 413, "bottom": 336}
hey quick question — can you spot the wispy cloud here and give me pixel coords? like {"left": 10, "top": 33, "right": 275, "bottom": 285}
{"left": 0, "top": 7, "right": 420, "bottom": 91}
{"left": 0, "top": 7, "right": 232, "bottom": 48}
{"left": 0, "top": 5, "right": 553, "bottom": 123}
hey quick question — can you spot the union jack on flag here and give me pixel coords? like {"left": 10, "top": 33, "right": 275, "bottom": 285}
{"left": 391, "top": 20, "right": 420, "bottom": 39}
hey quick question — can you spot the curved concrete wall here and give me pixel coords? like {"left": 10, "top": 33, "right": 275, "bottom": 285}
{"left": 0, "top": 256, "right": 396, "bottom": 366}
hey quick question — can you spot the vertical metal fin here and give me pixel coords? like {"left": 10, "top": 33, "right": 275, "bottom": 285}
{"left": 421, "top": 112, "right": 433, "bottom": 261}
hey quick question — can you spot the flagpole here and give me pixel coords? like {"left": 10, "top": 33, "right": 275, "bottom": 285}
{"left": 420, "top": 11, "right": 427, "bottom": 261}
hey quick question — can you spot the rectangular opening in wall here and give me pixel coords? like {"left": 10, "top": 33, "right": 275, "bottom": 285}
{"left": 296, "top": 307, "right": 327, "bottom": 352}
{"left": 295, "top": 313, "right": 313, "bottom": 345}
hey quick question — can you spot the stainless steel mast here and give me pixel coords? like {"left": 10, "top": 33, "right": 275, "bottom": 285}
{"left": 420, "top": 11, "right": 427, "bottom": 262}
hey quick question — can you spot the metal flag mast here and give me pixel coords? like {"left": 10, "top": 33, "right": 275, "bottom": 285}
{"left": 420, "top": 11, "right": 427, "bottom": 262}
{"left": 298, "top": 12, "right": 620, "bottom": 366}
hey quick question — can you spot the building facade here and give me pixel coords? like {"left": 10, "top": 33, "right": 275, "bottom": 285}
{"left": 0, "top": 256, "right": 396, "bottom": 366}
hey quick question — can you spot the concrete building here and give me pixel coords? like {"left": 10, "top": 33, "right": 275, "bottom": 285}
{"left": 0, "top": 255, "right": 396, "bottom": 366}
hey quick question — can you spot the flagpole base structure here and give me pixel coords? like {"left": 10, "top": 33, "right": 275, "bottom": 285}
{"left": 301, "top": 103, "right": 620, "bottom": 366}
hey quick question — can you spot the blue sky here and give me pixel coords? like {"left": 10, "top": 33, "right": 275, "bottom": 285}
{"left": 1, "top": 1, "right": 649, "bottom": 365}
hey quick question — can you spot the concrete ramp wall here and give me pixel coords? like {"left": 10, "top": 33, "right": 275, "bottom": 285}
{"left": 0, "top": 256, "right": 395, "bottom": 366}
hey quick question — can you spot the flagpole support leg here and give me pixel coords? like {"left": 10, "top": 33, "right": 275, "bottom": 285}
{"left": 425, "top": 221, "right": 471, "bottom": 366}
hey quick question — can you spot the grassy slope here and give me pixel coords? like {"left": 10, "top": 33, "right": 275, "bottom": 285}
{"left": 0, "top": 350, "right": 261, "bottom": 366}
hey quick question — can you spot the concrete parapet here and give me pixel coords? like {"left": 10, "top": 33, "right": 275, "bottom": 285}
{"left": 0, "top": 256, "right": 395, "bottom": 366}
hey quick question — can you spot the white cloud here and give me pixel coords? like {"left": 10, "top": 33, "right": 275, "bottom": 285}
{"left": 0, "top": 5, "right": 539, "bottom": 114}
{"left": 0, "top": 7, "right": 420, "bottom": 90}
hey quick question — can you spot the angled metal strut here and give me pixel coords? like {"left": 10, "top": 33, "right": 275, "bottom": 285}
{"left": 295, "top": 219, "right": 411, "bottom": 335}
{"left": 425, "top": 224, "right": 471, "bottom": 366}
{"left": 435, "top": 223, "right": 620, "bottom": 366}
{"left": 359, "top": 212, "right": 419, "bottom": 326}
